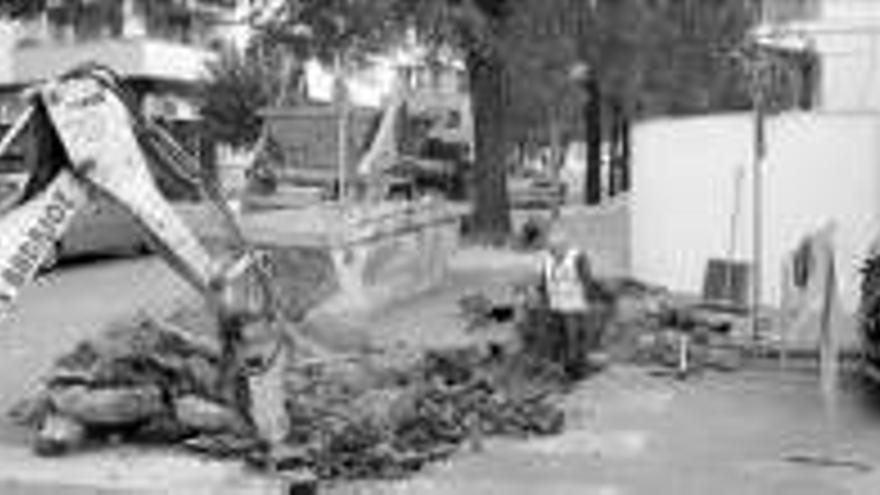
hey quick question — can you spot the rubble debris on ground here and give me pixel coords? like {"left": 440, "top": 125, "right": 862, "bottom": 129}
{"left": 278, "top": 345, "right": 566, "bottom": 480}
{"left": 9, "top": 315, "right": 249, "bottom": 456}
{"left": 598, "top": 280, "right": 749, "bottom": 376}
{"left": 515, "top": 215, "right": 552, "bottom": 251}
{"left": 512, "top": 280, "right": 614, "bottom": 371}
{"left": 10, "top": 271, "right": 756, "bottom": 479}
{"left": 10, "top": 313, "right": 566, "bottom": 482}
{"left": 457, "top": 292, "right": 516, "bottom": 332}
{"left": 861, "top": 255, "right": 880, "bottom": 366}
{"left": 455, "top": 276, "right": 750, "bottom": 380}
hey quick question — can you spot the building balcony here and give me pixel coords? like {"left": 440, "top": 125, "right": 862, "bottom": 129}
{"left": 823, "top": 0, "right": 880, "bottom": 19}
{"left": 762, "top": 0, "right": 880, "bottom": 25}
{"left": 6, "top": 37, "right": 215, "bottom": 85}
{"left": 762, "top": 0, "right": 821, "bottom": 24}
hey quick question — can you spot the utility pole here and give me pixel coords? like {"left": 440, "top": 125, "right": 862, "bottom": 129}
{"left": 752, "top": 61, "right": 766, "bottom": 341}
{"left": 332, "top": 13, "right": 349, "bottom": 204}
{"left": 335, "top": 51, "right": 349, "bottom": 203}
{"left": 749, "top": 0, "right": 770, "bottom": 341}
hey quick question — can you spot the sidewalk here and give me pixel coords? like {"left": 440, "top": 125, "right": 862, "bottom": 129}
{"left": 9, "top": 364, "right": 875, "bottom": 495}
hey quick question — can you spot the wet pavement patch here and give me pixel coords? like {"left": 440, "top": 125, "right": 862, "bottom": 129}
{"left": 516, "top": 429, "right": 649, "bottom": 459}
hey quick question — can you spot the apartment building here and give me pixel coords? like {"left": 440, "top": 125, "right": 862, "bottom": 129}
{"left": 0, "top": 0, "right": 240, "bottom": 171}
{"left": 759, "top": 0, "right": 880, "bottom": 112}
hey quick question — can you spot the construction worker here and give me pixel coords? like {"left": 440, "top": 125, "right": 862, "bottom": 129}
{"left": 538, "top": 229, "right": 603, "bottom": 379}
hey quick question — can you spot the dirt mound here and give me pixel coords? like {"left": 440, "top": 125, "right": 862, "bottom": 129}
{"left": 280, "top": 346, "right": 566, "bottom": 479}
{"left": 10, "top": 315, "right": 566, "bottom": 481}
{"left": 9, "top": 316, "right": 249, "bottom": 456}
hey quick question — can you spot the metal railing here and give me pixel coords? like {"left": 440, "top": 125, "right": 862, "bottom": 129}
{"left": 762, "top": 0, "right": 880, "bottom": 24}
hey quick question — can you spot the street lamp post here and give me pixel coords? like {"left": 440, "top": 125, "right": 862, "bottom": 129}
{"left": 334, "top": 51, "right": 349, "bottom": 203}
{"left": 333, "top": 16, "right": 350, "bottom": 204}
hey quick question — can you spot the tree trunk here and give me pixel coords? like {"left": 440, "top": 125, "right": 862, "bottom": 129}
{"left": 548, "top": 115, "right": 566, "bottom": 218}
{"left": 548, "top": 113, "right": 564, "bottom": 174}
{"left": 584, "top": 76, "right": 602, "bottom": 205}
{"left": 608, "top": 100, "right": 621, "bottom": 197}
{"left": 467, "top": 49, "right": 512, "bottom": 244}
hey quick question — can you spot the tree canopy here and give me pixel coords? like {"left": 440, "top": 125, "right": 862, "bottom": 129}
{"left": 200, "top": 46, "right": 280, "bottom": 148}
{"left": 501, "top": 0, "right": 584, "bottom": 148}
{"left": 5, "top": 0, "right": 793, "bottom": 239}
{"left": 240, "top": 0, "right": 774, "bottom": 235}
{"left": 249, "top": 0, "right": 516, "bottom": 241}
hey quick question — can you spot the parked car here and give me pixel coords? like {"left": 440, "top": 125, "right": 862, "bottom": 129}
{"left": 43, "top": 194, "right": 151, "bottom": 269}
{"left": 0, "top": 172, "right": 28, "bottom": 209}
{"left": 0, "top": 172, "right": 149, "bottom": 264}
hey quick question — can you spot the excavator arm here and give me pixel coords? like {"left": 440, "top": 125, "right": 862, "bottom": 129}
{"left": 0, "top": 70, "right": 224, "bottom": 308}
{"left": 0, "top": 66, "right": 289, "bottom": 444}
{"left": 48, "top": 74, "right": 219, "bottom": 291}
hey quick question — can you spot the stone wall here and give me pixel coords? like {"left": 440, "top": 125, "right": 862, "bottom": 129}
{"left": 324, "top": 201, "right": 464, "bottom": 313}
{"left": 187, "top": 200, "right": 467, "bottom": 316}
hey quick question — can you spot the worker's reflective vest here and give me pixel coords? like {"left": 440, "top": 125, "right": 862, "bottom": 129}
{"left": 544, "top": 249, "right": 588, "bottom": 312}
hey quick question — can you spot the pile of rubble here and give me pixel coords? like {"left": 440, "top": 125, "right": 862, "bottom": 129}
{"left": 282, "top": 346, "right": 565, "bottom": 479}
{"left": 603, "top": 283, "right": 746, "bottom": 376}
{"left": 860, "top": 255, "right": 880, "bottom": 362}
{"left": 9, "top": 316, "right": 256, "bottom": 456}
{"left": 460, "top": 277, "right": 748, "bottom": 379}
{"left": 9, "top": 315, "right": 566, "bottom": 481}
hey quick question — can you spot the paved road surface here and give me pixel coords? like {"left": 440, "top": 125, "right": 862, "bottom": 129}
{"left": 341, "top": 366, "right": 880, "bottom": 495}
{"left": 5, "top": 253, "right": 880, "bottom": 494}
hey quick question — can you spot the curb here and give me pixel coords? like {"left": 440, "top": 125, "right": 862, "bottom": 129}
{"left": 0, "top": 445, "right": 281, "bottom": 494}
